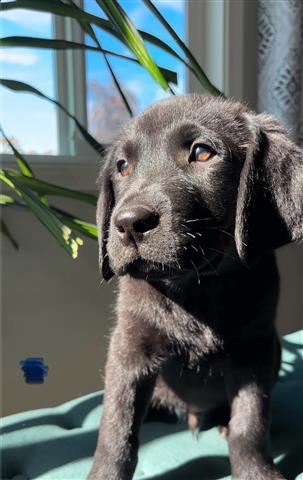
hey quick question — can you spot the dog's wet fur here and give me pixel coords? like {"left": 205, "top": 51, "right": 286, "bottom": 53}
{"left": 88, "top": 95, "right": 303, "bottom": 480}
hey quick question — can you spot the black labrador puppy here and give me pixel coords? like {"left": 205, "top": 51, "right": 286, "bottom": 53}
{"left": 88, "top": 95, "right": 303, "bottom": 480}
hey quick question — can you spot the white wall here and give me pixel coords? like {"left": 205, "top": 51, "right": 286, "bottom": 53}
{"left": 1, "top": 182, "right": 115, "bottom": 416}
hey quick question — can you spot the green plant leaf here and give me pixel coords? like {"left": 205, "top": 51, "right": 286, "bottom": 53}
{"left": 0, "top": 1, "right": 184, "bottom": 62}
{"left": 0, "top": 218, "right": 19, "bottom": 249}
{"left": 1, "top": 194, "right": 97, "bottom": 240}
{"left": 0, "top": 79, "right": 105, "bottom": 156}
{"left": 0, "top": 170, "right": 84, "bottom": 258}
{"left": 5, "top": 170, "right": 97, "bottom": 205}
{"left": 0, "top": 124, "right": 34, "bottom": 176}
{"left": 53, "top": 207, "right": 98, "bottom": 240}
{"left": 60, "top": 0, "right": 135, "bottom": 117}
{"left": 97, "top": 0, "right": 172, "bottom": 92}
{"left": 143, "top": 0, "right": 223, "bottom": 96}
{"left": 0, "top": 126, "right": 50, "bottom": 204}
{"left": 0, "top": 36, "right": 100, "bottom": 51}
{"left": 0, "top": 194, "right": 26, "bottom": 208}
{"left": 0, "top": 36, "right": 177, "bottom": 84}
{"left": 0, "top": 194, "right": 17, "bottom": 205}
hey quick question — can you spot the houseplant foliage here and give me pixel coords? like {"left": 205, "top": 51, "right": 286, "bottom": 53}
{"left": 0, "top": 0, "right": 222, "bottom": 258}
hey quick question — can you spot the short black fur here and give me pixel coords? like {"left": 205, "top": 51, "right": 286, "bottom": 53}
{"left": 88, "top": 95, "right": 303, "bottom": 480}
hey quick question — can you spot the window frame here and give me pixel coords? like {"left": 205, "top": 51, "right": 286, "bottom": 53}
{"left": 54, "top": 10, "right": 88, "bottom": 157}
{"left": 187, "top": 0, "right": 258, "bottom": 110}
{"left": 1, "top": 0, "right": 99, "bottom": 187}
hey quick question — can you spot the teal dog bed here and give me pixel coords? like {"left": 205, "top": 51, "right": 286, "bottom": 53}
{"left": 1, "top": 330, "right": 303, "bottom": 480}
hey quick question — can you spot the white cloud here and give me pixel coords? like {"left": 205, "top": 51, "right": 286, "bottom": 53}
{"left": 2, "top": 50, "right": 38, "bottom": 66}
{"left": 152, "top": 86, "right": 171, "bottom": 103}
{"left": 1, "top": 9, "right": 51, "bottom": 32}
{"left": 125, "top": 79, "right": 145, "bottom": 97}
{"left": 153, "top": 0, "right": 184, "bottom": 13}
{"left": 128, "top": 4, "right": 148, "bottom": 27}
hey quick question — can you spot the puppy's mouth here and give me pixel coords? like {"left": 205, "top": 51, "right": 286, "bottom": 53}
{"left": 107, "top": 217, "right": 229, "bottom": 280}
{"left": 115, "top": 249, "right": 223, "bottom": 280}
{"left": 118, "top": 257, "right": 180, "bottom": 279}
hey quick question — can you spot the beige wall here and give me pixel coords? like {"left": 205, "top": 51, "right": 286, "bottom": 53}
{"left": 1, "top": 194, "right": 115, "bottom": 416}
{"left": 2, "top": 190, "right": 302, "bottom": 416}
{"left": 276, "top": 244, "right": 303, "bottom": 335}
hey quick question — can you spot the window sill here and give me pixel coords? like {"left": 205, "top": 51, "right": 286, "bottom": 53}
{"left": 1, "top": 155, "right": 101, "bottom": 192}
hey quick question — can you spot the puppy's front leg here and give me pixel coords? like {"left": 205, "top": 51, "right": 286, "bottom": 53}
{"left": 226, "top": 334, "right": 285, "bottom": 480}
{"left": 87, "top": 325, "right": 158, "bottom": 480}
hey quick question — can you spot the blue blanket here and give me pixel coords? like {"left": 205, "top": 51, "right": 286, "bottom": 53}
{"left": 1, "top": 330, "right": 303, "bottom": 480}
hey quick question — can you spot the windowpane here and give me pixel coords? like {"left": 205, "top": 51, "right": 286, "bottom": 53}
{"left": 85, "top": 0, "right": 185, "bottom": 144}
{"left": 1, "top": 10, "right": 58, "bottom": 155}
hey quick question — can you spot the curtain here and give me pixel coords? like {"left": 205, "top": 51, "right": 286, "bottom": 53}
{"left": 258, "top": 0, "right": 303, "bottom": 145}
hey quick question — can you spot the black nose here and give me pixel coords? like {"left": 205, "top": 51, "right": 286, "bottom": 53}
{"left": 114, "top": 205, "right": 159, "bottom": 244}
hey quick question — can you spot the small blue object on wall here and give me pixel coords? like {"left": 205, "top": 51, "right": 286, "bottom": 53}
{"left": 20, "top": 357, "right": 49, "bottom": 384}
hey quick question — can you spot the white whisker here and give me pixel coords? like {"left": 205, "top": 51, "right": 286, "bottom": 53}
{"left": 185, "top": 218, "right": 212, "bottom": 223}
{"left": 190, "top": 259, "right": 201, "bottom": 285}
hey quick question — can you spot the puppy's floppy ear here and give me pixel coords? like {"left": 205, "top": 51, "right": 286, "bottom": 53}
{"left": 96, "top": 158, "right": 115, "bottom": 281}
{"left": 235, "top": 113, "right": 303, "bottom": 264}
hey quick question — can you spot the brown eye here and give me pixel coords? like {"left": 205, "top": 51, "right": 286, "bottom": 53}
{"left": 191, "top": 144, "right": 214, "bottom": 162}
{"left": 117, "top": 160, "right": 130, "bottom": 176}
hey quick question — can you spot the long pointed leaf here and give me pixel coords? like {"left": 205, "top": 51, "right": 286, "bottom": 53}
{"left": 0, "top": 124, "right": 33, "bottom": 176}
{"left": 0, "top": 36, "right": 99, "bottom": 51}
{"left": 0, "top": 36, "right": 177, "bottom": 84}
{"left": 86, "top": 21, "right": 134, "bottom": 117}
{"left": 5, "top": 170, "right": 97, "bottom": 205}
{"left": 97, "top": 0, "right": 172, "bottom": 92}
{"left": 62, "top": 0, "right": 134, "bottom": 117}
{"left": 0, "top": 79, "right": 105, "bottom": 155}
{"left": 0, "top": 218, "right": 19, "bottom": 249}
{"left": 0, "top": 194, "right": 21, "bottom": 205}
{"left": 0, "top": 1, "right": 183, "bottom": 61}
{"left": 0, "top": 125, "right": 50, "bottom": 204}
{"left": 53, "top": 207, "right": 98, "bottom": 240}
{"left": 0, "top": 194, "right": 27, "bottom": 211}
{"left": 143, "top": 0, "right": 223, "bottom": 96}
{"left": 103, "top": 54, "right": 134, "bottom": 116}
{"left": 1, "top": 195, "right": 97, "bottom": 240}
{"left": 0, "top": 170, "right": 83, "bottom": 258}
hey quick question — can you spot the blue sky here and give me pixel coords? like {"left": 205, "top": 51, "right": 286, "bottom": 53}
{"left": 1, "top": 1, "right": 185, "bottom": 155}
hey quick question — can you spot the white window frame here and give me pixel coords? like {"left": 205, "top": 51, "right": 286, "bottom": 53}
{"left": 2, "top": 0, "right": 98, "bottom": 189}
{"left": 54, "top": 10, "right": 88, "bottom": 157}
{"left": 187, "top": 0, "right": 258, "bottom": 110}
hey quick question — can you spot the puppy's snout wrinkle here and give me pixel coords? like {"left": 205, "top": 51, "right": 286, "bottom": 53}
{"left": 114, "top": 205, "right": 159, "bottom": 245}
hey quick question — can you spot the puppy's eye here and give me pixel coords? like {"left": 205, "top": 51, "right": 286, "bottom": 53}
{"left": 190, "top": 144, "right": 214, "bottom": 163}
{"left": 117, "top": 160, "right": 130, "bottom": 176}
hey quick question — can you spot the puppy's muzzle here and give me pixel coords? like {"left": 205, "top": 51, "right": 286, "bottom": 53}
{"left": 114, "top": 205, "right": 160, "bottom": 246}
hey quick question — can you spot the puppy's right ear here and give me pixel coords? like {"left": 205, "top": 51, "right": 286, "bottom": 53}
{"left": 96, "top": 159, "right": 115, "bottom": 281}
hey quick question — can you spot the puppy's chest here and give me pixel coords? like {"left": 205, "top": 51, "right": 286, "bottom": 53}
{"left": 153, "top": 294, "right": 224, "bottom": 364}
{"left": 120, "top": 278, "right": 224, "bottom": 364}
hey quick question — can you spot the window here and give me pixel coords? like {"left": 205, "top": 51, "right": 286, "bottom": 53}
{"left": 1, "top": 9, "right": 58, "bottom": 155}
{"left": 85, "top": 0, "right": 185, "bottom": 144}
{"left": 1, "top": 1, "right": 185, "bottom": 159}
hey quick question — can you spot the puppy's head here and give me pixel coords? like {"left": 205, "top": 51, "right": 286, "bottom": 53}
{"left": 97, "top": 95, "right": 303, "bottom": 281}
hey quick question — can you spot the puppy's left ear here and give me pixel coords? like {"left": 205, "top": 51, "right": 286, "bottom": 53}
{"left": 235, "top": 113, "right": 303, "bottom": 264}
{"left": 96, "top": 158, "right": 115, "bottom": 281}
